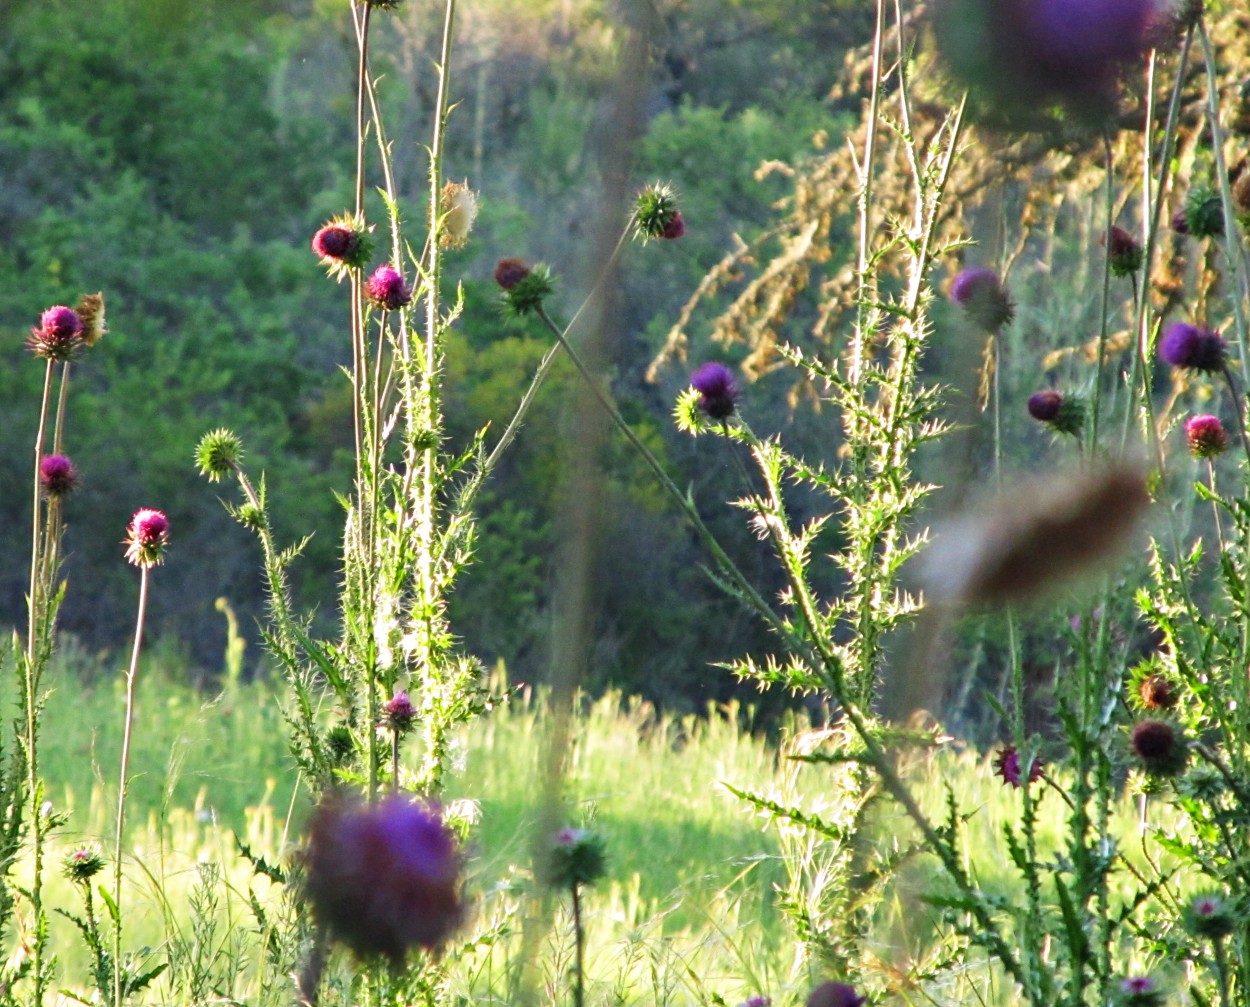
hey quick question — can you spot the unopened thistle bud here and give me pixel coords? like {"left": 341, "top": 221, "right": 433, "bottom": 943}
{"left": 62, "top": 845, "right": 105, "bottom": 884}
{"left": 633, "top": 183, "right": 684, "bottom": 242}
{"left": 1159, "top": 322, "right": 1227, "bottom": 373}
{"left": 690, "top": 362, "right": 740, "bottom": 420}
{"left": 1185, "top": 414, "right": 1229, "bottom": 458}
{"left": 75, "top": 291, "right": 107, "bottom": 347}
{"left": 494, "top": 259, "right": 555, "bottom": 316}
{"left": 382, "top": 690, "right": 416, "bottom": 734}
{"left": 195, "top": 429, "right": 244, "bottom": 482}
{"left": 1130, "top": 718, "right": 1187, "bottom": 777}
{"left": 440, "top": 180, "right": 479, "bottom": 249}
{"left": 28, "top": 305, "right": 84, "bottom": 361}
{"left": 950, "top": 267, "right": 1014, "bottom": 333}
{"left": 1102, "top": 226, "right": 1143, "bottom": 277}
{"left": 124, "top": 508, "right": 170, "bottom": 568}
{"left": 1179, "top": 186, "right": 1224, "bottom": 239}
{"left": 1026, "top": 390, "right": 1084, "bottom": 436}
{"left": 39, "top": 455, "right": 79, "bottom": 497}
{"left": 311, "top": 214, "right": 372, "bottom": 280}
{"left": 364, "top": 264, "right": 412, "bottom": 311}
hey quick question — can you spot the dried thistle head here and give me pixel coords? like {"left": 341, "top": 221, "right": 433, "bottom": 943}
{"left": 921, "top": 463, "right": 1150, "bottom": 607}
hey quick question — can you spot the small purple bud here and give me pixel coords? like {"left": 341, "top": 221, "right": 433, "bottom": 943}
{"left": 28, "top": 305, "right": 84, "bottom": 361}
{"left": 382, "top": 690, "right": 416, "bottom": 733}
{"left": 993, "top": 746, "right": 1043, "bottom": 788}
{"left": 1130, "top": 719, "right": 1187, "bottom": 776}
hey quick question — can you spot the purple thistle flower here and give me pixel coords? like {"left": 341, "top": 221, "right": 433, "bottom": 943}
{"left": 494, "top": 258, "right": 531, "bottom": 291}
{"left": 39, "top": 455, "right": 79, "bottom": 497}
{"left": 950, "top": 267, "right": 1014, "bottom": 333}
{"left": 312, "top": 225, "right": 359, "bottom": 260}
{"left": 364, "top": 265, "right": 412, "bottom": 311}
{"left": 993, "top": 746, "right": 1043, "bottom": 788}
{"left": 1185, "top": 415, "right": 1229, "bottom": 459}
{"left": 28, "top": 305, "right": 84, "bottom": 361}
{"left": 124, "top": 508, "right": 170, "bottom": 568}
{"left": 1159, "top": 322, "right": 1227, "bottom": 373}
{"left": 691, "top": 362, "right": 740, "bottom": 420}
{"left": 740, "top": 998, "right": 772, "bottom": 1007}
{"left": 305, "top": 794, "right": 464, "bottom": 961}
{"left": 382, "top": 689, "right": 416, "bottom": 733}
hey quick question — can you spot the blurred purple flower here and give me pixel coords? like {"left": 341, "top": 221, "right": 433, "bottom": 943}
{"left": 306, "top": 794, "right": 464, "bottom": 961}
{"left": 993, "top": 746, "right": 1043, "bottom": 788}
{"left": 1159, "top": 322, "right": 1227, "bottom": 373}
{"left": 950, "top": 267, "right": 1014, "bottom": 333}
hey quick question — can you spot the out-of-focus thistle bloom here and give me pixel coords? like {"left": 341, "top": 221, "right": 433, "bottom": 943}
{"left": 364, "top": 264, "right": 412, "bottom": 311}
{"left": 921, "top": 464, "right": 1150, "bottom": 607}
{"left": 124, "top": 508, "right": 170, "bottom": 568}
{"left": 28, "top": 305, "right": 84, "bottom": 361}
{"left": 1184, "top": 414, "right": 1229, "bottom": 459}
{"left": 311, "top": 214, "right": 372, "bottom": 279}
{"left": 195, "top": 428, "right": 244, "bottom": 482}
{"left": 1176, "top": 186, "right": 1224, "bottom": 239}
{"left": 1234, "top": 172, "right": 1250, "bottom": 225}
{"left": 1184, "top": 891, "right": 1237, "bottom": 940}
{"left": 1130, "top": 719, "right": 1187, "bottom": 777}
{"left": 1117, "top": 975, "right": 1165, "bottom": 1007}
{"left": 1102, "top": 226, "right": 1143, "bottom": 277}
{"left": 950, "top": 267, "right": 1014, "bottom": 333}
{"left": 382, "top": 689, "right": 416, "bottom": 734}
{"left": 806, "top": 982, "right": 866, "bottom": 1007}
{"left": 439, "top": 180, "right": 479, "bottom": 249}
{"left": 1130, "top": 662, "right": 1180, "bottom": 711}
{"left": 1159, "top": 322, "right": 1227, "bottom": 373}
{"left": 740, "top": 997, "right": 772, "bottom": 1007}
{"left": 690, "top": 362, "right": 740, "bottom": 420}
{"left": 634, "top": 183, "right": 684, "bottom": 242}
{"left": 62, "top": 845, "right": 105, "bottom": 884}
{"left": 540, "top": 827, "right": 607, "bottom": 890}
{"left": 1026, "top": 390, "right": 1085, "bottom": 436}
{"left": 39, "top": 455, "right": 79, "bottom": 497}
{"left": 305, "top": 794, "right": 464, "bottom": 961}
{"left": 932, "top": 0, "right": 1155, "bottom": 132}
{"left": 75, "top": 291, "right": 107, "bottom": 347}
{"left": 993, "top": 746, "right": 1043, "bottom": 788}
{"left": 494, "top": 258, "right": 555, "bottom": 316}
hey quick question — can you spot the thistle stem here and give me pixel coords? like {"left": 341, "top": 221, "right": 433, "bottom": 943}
{"left": 114, "top": 564, "right": 151, "bottom": 1007}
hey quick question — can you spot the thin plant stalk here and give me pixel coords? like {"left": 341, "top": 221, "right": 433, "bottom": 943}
{"left": 571, "top": 882, "right": 585, "bottom": 1007}
{"left": 114, "top": 564, "right": 151, "bottom": 1007}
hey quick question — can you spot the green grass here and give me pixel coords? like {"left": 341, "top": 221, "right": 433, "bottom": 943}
{"left": 7, "top": 648, "right": 1187, "bottom": 1005}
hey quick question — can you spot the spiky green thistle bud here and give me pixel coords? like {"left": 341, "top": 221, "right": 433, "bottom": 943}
{"left": 196, "top": 429, "right": 244, "bottom": 482}
{"left": 633, "top": 183, "right": 684, "bottom": 242}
